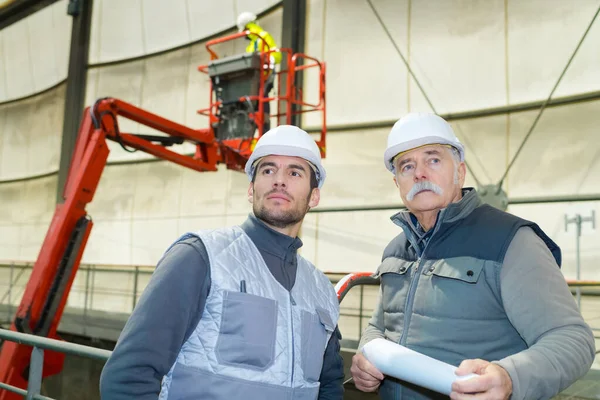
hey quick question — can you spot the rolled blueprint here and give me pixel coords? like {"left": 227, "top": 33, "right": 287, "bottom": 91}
{"left": 361, "top": 338, "right": 478, "bottom": 395}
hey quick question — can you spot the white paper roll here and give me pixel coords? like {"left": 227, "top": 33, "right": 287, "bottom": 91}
{"left": 361, "top": 338, "right": 478, "bottom": 395}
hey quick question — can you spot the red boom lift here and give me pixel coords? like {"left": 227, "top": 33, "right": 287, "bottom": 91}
{"left": 0, "top": 31, "right": 327, "bottom": 398}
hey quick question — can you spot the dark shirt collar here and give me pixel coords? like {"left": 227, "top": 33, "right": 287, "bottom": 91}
{"left": 241, "top": 213, "right": 303, "bottom": 259}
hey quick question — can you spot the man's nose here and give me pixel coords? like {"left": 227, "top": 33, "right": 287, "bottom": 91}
{"left": 413, "top": 162, "right": 428, "bottom": 182}
{"left": 273, "top": 170, "right": 287, "bottom": 187}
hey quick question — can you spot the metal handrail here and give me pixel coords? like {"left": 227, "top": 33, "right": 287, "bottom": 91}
{"left": 0, "top": 328, "right": 111, "bottom": 399}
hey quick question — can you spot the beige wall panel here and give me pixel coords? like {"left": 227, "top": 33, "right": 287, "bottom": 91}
{"left": 0, "top": 225, "right": 21, "bottom": 261}
{"left": 309, "top": 0, "right": 410, "bottom": 125}
{"left": 507, "top": 100, "right": 600, "bottom": 197}
{"left": 0, "top": 86, "right": 64, "bottom": 180}
{"left": 131, "top": 218, "right": 179, "bottom": 266}
{"left": 409, "top": 0, "right": 506, "bottom": 113}
{"left": 178, "top": 167, "right": 229, "bottom": 217}
{"left": 81, "top": 220, "right": 132, "bottom": 265}
{"left": 508, "top": 0, "right": 600, "bottom": 103}
{"left": 86, "top": 163, "right": 137, "bottom": 220}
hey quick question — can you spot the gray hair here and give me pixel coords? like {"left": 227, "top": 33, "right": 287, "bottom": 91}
{"left": 448, "top": 146, "right": 461, "bottom": 165}
{"left": 447, "top": 146, "right": 461, "bottom": 184}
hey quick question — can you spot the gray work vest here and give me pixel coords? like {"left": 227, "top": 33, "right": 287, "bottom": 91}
{"left": 159, "top": 226, "right": 340, "bottom": 400}
{"left": 375, "top": 191, "right": 561, "bottom": 399}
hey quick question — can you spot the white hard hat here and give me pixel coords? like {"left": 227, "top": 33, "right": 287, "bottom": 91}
{"left": 237, "top": 11, "right": 257, "bottom": 32}
{"left": 384, "top": 112, "right": 465, "bottom": 173}
{"left": 245, "top": 125, "right": 326, "bottom": 188}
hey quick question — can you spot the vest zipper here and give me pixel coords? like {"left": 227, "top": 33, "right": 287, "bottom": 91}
{"left": 289, "top": 292, "right": 296, "bottom": 387}
{"left": 398, "top": 221, "right": 443, "bottom": 347}
{"left": 399, "top": 256, "right": 423, "bottom": 347}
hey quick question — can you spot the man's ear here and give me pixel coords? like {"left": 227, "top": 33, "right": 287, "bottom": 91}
{"left": 393, "top": 175, "right": 399, "bottom": 188}
{"left": 458, "top": 162, "right": 467, "bottom": 187}
{"left": 308, "top": 187, "right": 320, "bottom": 208}
{"left": 248, "top": 183, "right": 254, "bottom": 204}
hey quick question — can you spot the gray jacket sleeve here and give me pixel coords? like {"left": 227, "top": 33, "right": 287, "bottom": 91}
{"left": 358, "top": 286, "right": 386, "bottom": 351}
{"left": 494, "top": 227, "right": 596, "bottom": 400}
{"left": 99, "top": 237, "right": 211, "bottom": 400}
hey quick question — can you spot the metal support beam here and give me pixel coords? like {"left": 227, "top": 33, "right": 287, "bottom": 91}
{"left": 56, "top": 0, "right": 93, "bottom": 204}
{"left": 280, "top": 0, "right": 306, "bottom": 127}
{"left": 305, "top": 90, "right": 600, "bottom": 134}
{"left": 309, "top": 193, "right": 600, "bottom": 214}
{"left": 565, "top": 211, "right": 596, "bottom": 309}
{"left": 0, "top": 0, "right": 60, "bottom": 31}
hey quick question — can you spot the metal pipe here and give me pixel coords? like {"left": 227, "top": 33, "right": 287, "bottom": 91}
{"left": 0, "top": 382, "right": 27, "bottom": 397}
{"left": 509, "top": 193, "right": 600, "bottom": 205}
{"left": 0, "top": 263, "right": 153, "bottom": 276}
{"left": 0, "top": 328, "right": 112, "bottom": 361}
{"left": 0, "top": 265, "right": 26, "bottom": 305}
{"left": 27, "top": 347, "right": 44, "bottom": 400}
{"left": 83, "top": 265, "right": 91, "bottom": 336}
{"left": 90, "top": 265, "right": 96, "bottom": 312}
{"left": 4, "top": 89, "right": 600, "bottom": 185}
{"left": 8, "top": 263, "right": 13, "bottom": 322}
{"left": 304, "top": 90, "right": 600, "bottom": 134}
{"left": 310, "top": 193, "right": 600, "bottom": 214}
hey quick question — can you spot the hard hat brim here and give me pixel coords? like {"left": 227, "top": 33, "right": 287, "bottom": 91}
{"left": 245, "top": 144, "right": 326, "bottom": 188}
{"left": 384, "top": 137, "right": 465, "bottom": 173}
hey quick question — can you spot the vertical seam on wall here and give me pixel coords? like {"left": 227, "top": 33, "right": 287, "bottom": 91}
{"left": 140, "top": 0, "right": 147, "bottom": 56}
{"left": 93, "top": 0, "right": 102, "bottom": 103}
{"left": 25, "top": 19, "right": 33, "bottom": 181}
{"left": 177, "top": 46, "right": 193, "bottom": 234}
{"left": 1, "top": 33, "right": 8, "bottom": 102}
{"left": 134, "top": 0, "right": 148, "bottom": 264}
{"left": 183, "top": 46, "right": 192, "bottom": 127}
{"left": 184, "top": 0, "right": 193, "bottom": 45}
{"left": 407, "top": 0, "right": 412, "bottom": 112}
{"left": 504, "top": 0, "right": 510, "bottom": 196}
{"left": 0, "top": 32, "right": 6, "bottom": 178}
{"left": 50, "top": 4, "right": 58, "bottom": 85}
{"left": 233, "top": 0, "right": 239, "bottom": 29}
{"left": 94, "top": 0, "right": 102, "bottom": 64}
{"left": 26, "top": 17, "right": 36, "bottom": 92}
{"left": 129, "top": 167, "right": 137, "bottom": 266}
{"left": 0, "top": 105, "right": 5, "bottom": 178}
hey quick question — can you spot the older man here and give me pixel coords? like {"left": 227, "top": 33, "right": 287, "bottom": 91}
{"left": 350, "top": 113, "right": 595, "bottom": 400}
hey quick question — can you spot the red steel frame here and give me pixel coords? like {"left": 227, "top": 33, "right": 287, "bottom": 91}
{"left": 197, "top": 31, "right": 327, "bottom": 157}
{"left": 0, "top": 30, "right": 327, "bottom": 399}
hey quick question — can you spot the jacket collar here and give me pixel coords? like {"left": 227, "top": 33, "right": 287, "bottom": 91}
{"left": 390, "top": 187, "right": 482, "bottom": 237}
{"left": 241, "top": 213, "right": 303, "bottom": 260}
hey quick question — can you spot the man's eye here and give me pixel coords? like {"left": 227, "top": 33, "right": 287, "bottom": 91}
{"left": 290, "top": 171, "right": 301, "bottom": 177}
{"left": 262, "top": 168, "right": 273, "bottom": 174}
{"left": 402, "top": 164, "right": 414, "bottom": 172}
{"left": 429, "top": 158, "right": 441, "bottom": 164}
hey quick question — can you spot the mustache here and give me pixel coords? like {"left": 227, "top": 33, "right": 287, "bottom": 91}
{"left": 265, "top": 188, "right": 294, "bottom": 200}
{"left": 406, "top": 181, "right": 443, "bottom": 201}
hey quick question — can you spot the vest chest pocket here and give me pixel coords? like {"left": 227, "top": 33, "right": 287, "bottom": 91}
{"left": 376, "top": 257, "right": 412, "bottom": 278}
{"left": 216, "top": 291, "right": 278, "bottom": 371}
{"left": 427, "top": 258, "right": 485, "bottom": 284}
{"left": 377, "top": 258, "right": 412, "bottom": 309}
{"left": 301, "top": 307, "right": 334, "bottom": 382}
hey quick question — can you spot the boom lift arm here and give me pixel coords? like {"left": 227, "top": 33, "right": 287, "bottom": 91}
{"left": 0, "top": 98, "right": 242, "bottom": 398}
